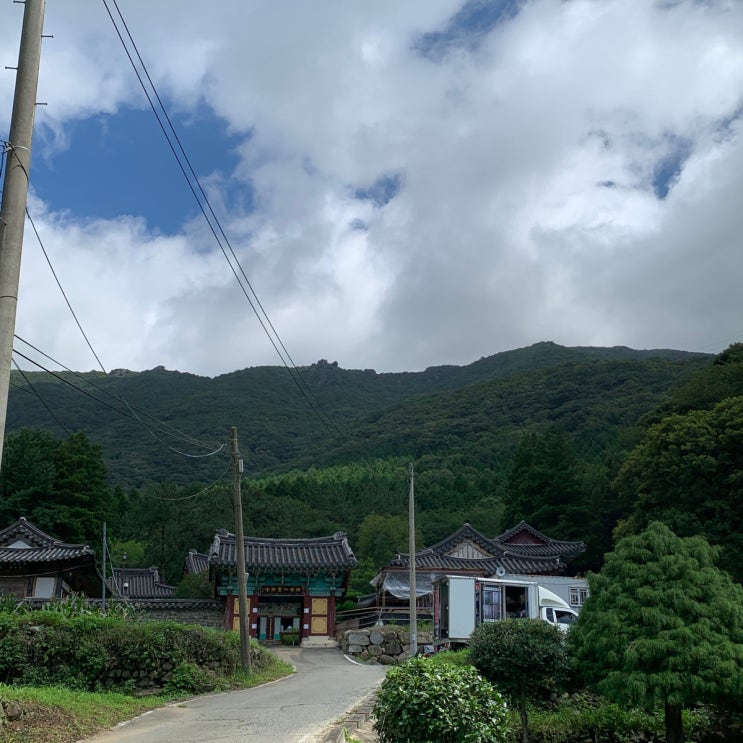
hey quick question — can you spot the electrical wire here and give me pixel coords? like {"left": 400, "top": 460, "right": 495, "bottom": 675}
{"left": 101, "top": 0, "right": 346, "bottom": 445}
{"left": 22, "top": 212, "right": 227, "bottom": 459}
{"left": 14, "top": 335, "right": 225, "bottom": 455}
{"left": 138, "top": 468, "right": 230, "bottom": 501}
{"left": 11, "top": 356, "right": 71, "bottom": 435}
{"left": 25, "top": 207, "right": 107, "bottom": 373}
{"left": 12, "top": 347, "right": 227, "bottom": 461}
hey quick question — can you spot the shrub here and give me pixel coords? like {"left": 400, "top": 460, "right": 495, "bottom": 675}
{"left": 164, "top": 661, "right": 223, "bottom": 695}
{"left": 502, "top": 693, "right": 716, "bottom": 743}
{"left": 280, "top": 630, "right": 300, "bottom": 646}
{"left": 372, "top": 656, "right": 508, "bottom": 743}
{"left": 0, "top": 612, "right": 241, "bottom": 692}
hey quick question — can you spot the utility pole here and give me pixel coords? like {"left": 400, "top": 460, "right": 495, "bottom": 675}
{"left": 408, "top": 462, "right": 417, "bottom": 657}
{"left": 0, "top": 0, "right": 46, "bottom": 469}
{"left": 231, "top": 427, "right": 251, "bottom": 674}
{"left": 102, "top": 522, "right": 107, "bottom": 612}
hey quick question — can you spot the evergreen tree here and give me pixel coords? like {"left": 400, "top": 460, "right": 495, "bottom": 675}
{"left": 569, "top": 522, "right": 743, "bottom": 743}
{"left": 615, "top": 396, "right": 743, "bottom": 579}
{"left": 503, "top": 428, "right": 594, "bottom": 547}
{"left": 0, "top": 428, "right": 59, "bottom": 524}
{"left": 44, "top": 431, "right": 109, "bottom": 544}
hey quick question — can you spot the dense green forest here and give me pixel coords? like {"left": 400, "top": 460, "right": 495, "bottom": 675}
{"left": 3, "top": 341, "right": 741, "bottom": 589}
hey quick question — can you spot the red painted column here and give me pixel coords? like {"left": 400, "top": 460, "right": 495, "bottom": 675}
{"left": 225, "top": 593, "right": 235, "bottom": 631}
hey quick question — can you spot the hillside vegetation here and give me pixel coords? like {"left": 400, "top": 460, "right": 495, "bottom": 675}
{"left": 9, "top": 340, "right": 743, "bottom": 586}
{"left": 7, "top": 342, "right": 708, "bottom": 487}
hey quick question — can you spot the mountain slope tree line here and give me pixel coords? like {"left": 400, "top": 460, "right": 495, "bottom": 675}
{"left": 1, "top": 342, "right": 741, "bottom": 586}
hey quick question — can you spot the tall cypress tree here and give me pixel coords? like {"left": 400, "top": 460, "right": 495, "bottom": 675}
{"left": 570, "top": 522, "right": 743, "bottom": 743}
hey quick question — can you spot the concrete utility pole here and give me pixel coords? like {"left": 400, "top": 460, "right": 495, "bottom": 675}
{"left": 231, "top": 427, "right": 251, "bottom": 674}
{"left": 408, "top": 462, "right": 417, "bottom": 657}
{"left": 102, "top": 522, "right": 107, "bottom": 612}
{"left": 0, "top": 0, "right": 46, "bottom": 469}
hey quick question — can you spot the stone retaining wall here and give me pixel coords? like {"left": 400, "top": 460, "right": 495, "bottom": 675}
{"left": 341, "top": 627, "right": 433, "bottom": 665}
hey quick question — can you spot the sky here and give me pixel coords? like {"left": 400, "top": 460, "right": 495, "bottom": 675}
{"left": 1, "top": 0, "right": 742, "bottom": 377}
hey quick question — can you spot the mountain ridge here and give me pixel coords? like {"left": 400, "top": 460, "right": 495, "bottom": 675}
{"left": 7, "top": 342, "right": 712, "bottom": 488}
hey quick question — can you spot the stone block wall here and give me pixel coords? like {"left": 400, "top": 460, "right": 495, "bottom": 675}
{"left": 340, "top": 627, "right": 433, "bottom": 665}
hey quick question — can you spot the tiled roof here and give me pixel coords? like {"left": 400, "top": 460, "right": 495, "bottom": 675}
{"left": 210, "top": 530, "right": 357, "bottom": 572}
{"left": 427, "top": 523, "right": 497, "bottom": 556}
{"left": 184, "top": 549, "right": 209, "bottom": 575}
{"left": 378, "top": 521, "right": 584, "bottom": 578}
{"left": 388, "top": 549, "right": 565, "bottom": 575}
{"left": 0, "top": 517, "right": 95, "bottom": 567}
{"left": 107, "top": 567, "right": 175, "bottom": 599}
{"left": 0, "top": 545, "right": 94, "bottom": 564}
{"left": 494, "top": 520, "right": 586, "bottom": 556}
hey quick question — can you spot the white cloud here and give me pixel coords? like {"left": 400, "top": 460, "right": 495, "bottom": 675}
{"left": 3, "top": 0, "right": 743, "bottom": 375}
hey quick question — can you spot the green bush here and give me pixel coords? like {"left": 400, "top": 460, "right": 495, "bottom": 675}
{"left": 501, "top": 693, "right": 716, "bottom": 743}
{"left": 0, "top": 611, "right": 241, "bottom": 692}
{"left": 372, "top": 656, "right": 508, "bottom": 743}
{"left": 424, "top": 647, "right": 471, "bottom": 668}
{"left": 164, "top": 662, "right": 224, "bottom": 695}
{"left": 280, "top": 630, "right": 300, "bottom": 646}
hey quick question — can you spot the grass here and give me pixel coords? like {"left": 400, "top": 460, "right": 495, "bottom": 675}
{"left": 0, "top": 685, "right": 165, "bottom": 743}
{"left": 0, "top": 651, "right": 294, "bottom": 743}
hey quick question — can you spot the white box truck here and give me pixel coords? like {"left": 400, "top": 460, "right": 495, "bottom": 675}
{"left": 433, "top": 575, "right": 579, "bottom": 647}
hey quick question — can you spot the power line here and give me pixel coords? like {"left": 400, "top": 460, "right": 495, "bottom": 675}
{"left": 13, "top": 335, "right": 224, "bottom": 455}
{"left": 11, "top": 356, "right": 71, "bottom": 435}
{"left": 138, "top": 469, "right": 230, "bottom": 501}
{"left": 25, "top": 207, "right": 107, "bottom": 373}
{"left": 100, "top": 0, "right": 346, "bottom": 445}
{"left": 12, "top": 347, "right": 227, "bottom": 462}
{"left": 23, "top": 204, "right": 230, "bottom": 458}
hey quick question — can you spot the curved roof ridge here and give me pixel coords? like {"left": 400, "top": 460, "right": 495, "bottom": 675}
{"left": 0, "top": 517, "right": 91, "bottom": 550}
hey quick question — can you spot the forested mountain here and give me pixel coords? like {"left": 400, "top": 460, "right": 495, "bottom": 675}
{"left": 7, "top": 342, "right": 709, "bottom": 488}
{"left": 6, "top": 340, "right": 736, "bottom": 586}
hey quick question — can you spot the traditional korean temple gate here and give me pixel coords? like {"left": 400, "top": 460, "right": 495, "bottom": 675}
{"left": 209, "top": 530, "right": 356, "bottom": 645}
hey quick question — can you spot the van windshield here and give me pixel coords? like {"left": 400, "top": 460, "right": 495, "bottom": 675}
{"left": 554, "top": 610, "right": 576, "bottom": 625}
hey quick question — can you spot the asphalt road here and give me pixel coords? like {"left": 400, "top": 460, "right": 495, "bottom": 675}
{"left": 81, "top": 647, "right": 387, "bottom": 743}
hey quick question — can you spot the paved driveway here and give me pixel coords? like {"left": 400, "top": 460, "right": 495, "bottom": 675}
{"left": 81, "top": 647, "right": 387, "bottom": 743}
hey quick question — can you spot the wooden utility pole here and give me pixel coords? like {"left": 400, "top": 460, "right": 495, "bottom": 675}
{"left": 408, "top": 462, "right": 417, "bottom": 657}
{"left": 231, "top": 427, "right": 251, "bottom": 674}
{"left": 0, "top": 0, "right": 46, "bottom": 469}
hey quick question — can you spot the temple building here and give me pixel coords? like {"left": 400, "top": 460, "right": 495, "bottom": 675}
{"left": 208, "top": 529, "right": 357, "bottom": 646}
{"left": 372, "top": 521, "right": 586, "bottom": 610}
{"left": 0, "top": 517, "right": 100, "bottom": 599}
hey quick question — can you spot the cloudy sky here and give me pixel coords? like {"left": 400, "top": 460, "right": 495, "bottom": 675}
{"left": 1, "top": 0, "right": 742, "bottom": 377}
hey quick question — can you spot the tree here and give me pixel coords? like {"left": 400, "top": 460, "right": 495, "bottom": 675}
{"left": 503, "top": 428, "right": 592, "bottom": 542}
{"left": 0, "top": 428, "right": 59, "bottom": 523}
{"left": 569, "top": 522, "right": 743, "bottom": 743}
{"left": 615, "top": 396, "right": 743, "bottom": 579}
{"left": 357, "top": 513, "right": 418, "bottom": 568}
{"left": 346, "top": 556, "right": 377, "bottom": 598}
{"left": 42, "top": 431, "right": 109, "bottom": 544}
{"left": 469, "top": 619, "right": 569, "bottom": 743}
{"left": 175, "top": 572, "right": 213, "bottom": 599}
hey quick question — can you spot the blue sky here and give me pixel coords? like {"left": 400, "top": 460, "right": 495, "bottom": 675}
{"left": 1, "top": 0, "right": 742, "bottom": 376}
{"left": 33, "top": 105, "right": 244, "bottom": 234}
